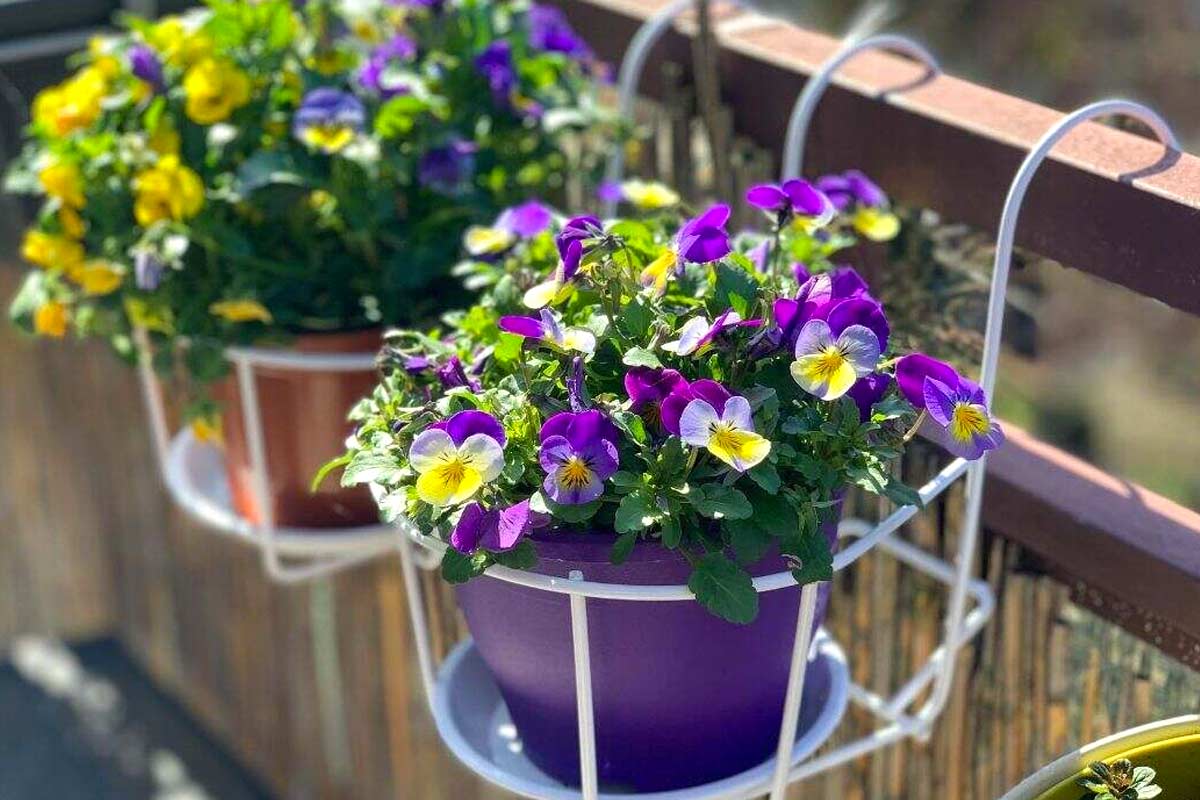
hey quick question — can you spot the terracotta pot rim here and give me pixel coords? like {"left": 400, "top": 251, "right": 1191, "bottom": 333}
{"left": 246, "top": 326, "right": 383, "bottom": 355}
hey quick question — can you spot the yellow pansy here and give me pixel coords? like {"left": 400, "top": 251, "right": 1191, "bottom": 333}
{"left": 191, "top": 416, "right": 223, "bottom": 445}
{"left": 852, "top": 207, "right": 901, "bottom": 242}
{"left": 133, "top": 156, "right": 205, "bottom": 226}
{"left": 621, "top": 180, "right": 680, "bottom": 210}
{"left": 22, "top": 229, "right": 85, "bottom": 272}
{"left": 34, "top": 301, "right": 70, "bottom": 338}
{"left": 39, "top": 160, "right": 85, "bottom": 208}
{"left": 33, "top": 67, "right": 108, "bottom": 136}
{"left": 124, "top": 297, "right": 174, "bottom": 334}
{"left": 299, "top": 124, "right": 356, "bottom": 153}
{"left": 148, "top": 17, "right": 212, "bottom": 68}
{"left": 209, "top": 299, "right": 273, "bottom": 324}
{"left": 71, "top": 260, "right": 124, "bottom": 296}
{"left": 639, "top": 249, "right": 677, "bottom": 296}
{"left": 182, "top": 58, "right": 251, "bottom": 124}
{"left": 464, "top": 225, "right": 516, "bottom": 257}
{"left": 58, "top": 207, "right": 86, "bottom": 239}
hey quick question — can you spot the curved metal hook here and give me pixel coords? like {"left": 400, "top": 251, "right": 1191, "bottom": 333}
{"left": 781, "top": 34, "right": 940, "bottom": 180}
{"left": 978, "top": 99, "right": 1178, "bottom": 398}
{"left": 602, "top": 0, "right": 695, "bottom": 217}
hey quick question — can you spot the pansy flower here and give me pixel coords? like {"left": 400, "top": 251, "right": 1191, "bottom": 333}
{"left": 293, "top": 88, "right": 366, "bottom": 153}
{"left": 660, "top": 378, "right": 730, "bottom": 437}
{"left": 790, "top": 317, "right": 881, "bottom": 401}
{"left": 129, "top": 45, "right": 164, "bottom": 92}
{"left": 772, "top": 267, "right": 886, "bottom": 351}
{"left": 641, "top": 205, "right": 733, "bottom": 295}
{"left": 619, "top": 179, "right": 681, "bottom": 210}
{"left": 418, "top": 138, "right": 477, "bottom": 194}
{"left": 357, "top": 33, "right": 418, "bottom": 97}
{"left": 475, "top": 41, "right": 516, "bottom": 104}
{"left": 816, "top": 169, "right": 900, "bottom": 242}
{"left": 663, "top": 308, "right": 760, "bottom": 356}
{"left": 538, "top": 410, "right": 620, "bottom": 505}
{"left": 746, "top": 178, "right": 834, "bottom": 231}
{"left": 847, "top": 373, "right": 892, "bottom": 422}
{"left": 450, "top": 499, "right": 533, "bottom": 553}
{"left": 624, "top": 367, "right": 686, "bottom": 430}
{"left": 498, "top": 309, "right": 596, "bottom": 354}
{"left": 527, "top": 4, "right": 592, "bottom": 62}
{"left": 521, "top": 215, "right": 602, "bottom": 308}
{"left": 679, "top": 391, "right": 771, "bottom": 472}
{"left": 409, "top": 410, "right": 507, "bottom": 506}
{"left": 464, "top": 200, "right": 554, "bottom": 257}
{"left": 436, "top": 356, "right": 482, "bottom": 392}
{"left": 894, "top": 354, "right": 1004, "bottom": 461}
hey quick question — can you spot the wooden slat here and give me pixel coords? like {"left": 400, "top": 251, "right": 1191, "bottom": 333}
{"left": 550, "top": 0, "right": 1200, "bottom": 316}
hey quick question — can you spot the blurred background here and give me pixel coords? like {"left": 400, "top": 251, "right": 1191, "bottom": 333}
{"left": 2, "top": 1, "right": 1198, "bottom": 799}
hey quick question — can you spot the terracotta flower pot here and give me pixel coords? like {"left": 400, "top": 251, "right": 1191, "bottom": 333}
{"left": 1001, "top": 716, "right": 1200, "bottom": 800}
{"left": 453, "top": 508, "right": 841, "bottom": 793}
{"left": 216, "top": 328, "right": 381, "bottom": 529}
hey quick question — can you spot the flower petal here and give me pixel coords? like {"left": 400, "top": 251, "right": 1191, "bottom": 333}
{"left": 409, "top": 429, "right": 456, "bottom": 472}
{"left": 538, "top": 434, "right": 574, "bottom": 473}
{"left": 416, "top": 463, "right": 483, "bottom": 506}
{"left": 922, "top": 377, "right": 959, "bottom": 427}
{"left": 489, "top": 499, "right": 533, "bottom": 550}
{"left": 498, "top": 315, "right": 545, "bottom": 339}
{"left": 458, "top": 433, "right": 506, "bottom": 482}
{"left": 562, "top": 327, "right": 596, "bottom": 354}
{"left": 679, "top": 399, "right": 720, "bottom": 447}
{"left": 835, "top": 324, "right": 881, "bottom": 375}
{"left": 444, "top": 410, "right": 507, "bottom": 448}
{"left": 663, "top": 316, "right": 711, "bottom": 355}
{"left": 793, "top": 318, "right": 835, "bottom": 358}
{"left": 791, "top": 353, "right": 859, "bottom": 401}
{"left": 708, "top": 429, "right": 771, "bottom": 472}
{"left": 720, "top": 395, "right": 755, "bottom": 432}
{"left": 450, "top": 502, "right": 491, "bottom": 553}
{"left": 523, "top": 279, "right": 564, "bottom": 309}
{"left": 895, "top": 354, "right": 960, "bottom": 409}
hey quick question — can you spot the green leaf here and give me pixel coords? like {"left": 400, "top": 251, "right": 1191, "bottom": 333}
{"left": 691, "top": 485, "right": 752, "bottom": 520}
{"left": 713, "top": 262, "right": 759, "bottom": 317}
{"left": 544, "top": 496, "right": 602, "bottom": 524}
{"left": 882, "top": 475, "right": 924, "bottom": 508}
{"left": 610, "top": 470, "right": 643, "bottom": 489}
{"left": 611, "top": 531, "right": 638, "bottom": 564}
{"left": 622, "top": 347, "right": 662, "bottom": 369}
{"left": 785, "top": 526, "right": 834, "bottom": 585}
{"left": 615, "top": 491, "right": 656, "bottom": 533}
{"left": 688, "top": 553, "right": 759, "bottom": 624}
{"left": 493, "top": 540, "right": 538, "bottom": 570}
{"left": 312, "top": 453, "right": 352, "bottom": 492}
{"left": 659, "top": 513, "right": 682, "bottom": 548}
{"left": 617, "top": 296, "right": 654, "bottom": 339}
{"left": 441, "top": 549, "right": 487, "bottom": 583}
{"left": 341, "top": 452, "right": 403, "bottom": 486}
{"left": 724, "top": 518, "right": 773, "bottom": 565}
{"left": 654, "top": 436, "right": 688, "bottom": 479}
{"left": 747, "top": 461, "right": 781, "bottom": 494}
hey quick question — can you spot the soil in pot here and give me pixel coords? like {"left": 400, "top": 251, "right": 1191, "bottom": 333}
{"left": 1033, "top": 735, "right": 1200, "bottom": 800}
{"left": 454, "top": 509, "right": 841, "bottom": 793}
{"left": 216, "top": 328, "right": 380, "bottom": 529}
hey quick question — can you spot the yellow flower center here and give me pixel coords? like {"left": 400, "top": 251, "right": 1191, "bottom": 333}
{"left": 301, "top": 124, "right": 356, "bottom": 153}
{"left": 559, "top": 457, "right": 593, "bottom": 490}
{"left": 808, "top": 346, "right": 848, "bottom": 383}
{"left": 949, "top": 403, "right": 991, "bottom": 443}
{"left": 704, "top": 422, "right": 771, "bottom": 471}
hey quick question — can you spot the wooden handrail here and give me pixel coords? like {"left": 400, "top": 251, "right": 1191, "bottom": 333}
{"left": 554, "top": 0, "right": 1200, "bottom": 663}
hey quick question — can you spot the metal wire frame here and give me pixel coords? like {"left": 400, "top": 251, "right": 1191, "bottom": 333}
{"left": 134, "top": 330, "right": 396, "bottom": 583}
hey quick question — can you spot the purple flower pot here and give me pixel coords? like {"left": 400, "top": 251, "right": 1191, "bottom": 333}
{"left": 454, "top": 509, "right": 840, "bottom": 792}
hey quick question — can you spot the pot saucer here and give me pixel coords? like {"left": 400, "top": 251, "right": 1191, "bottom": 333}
{"left": 165, "top": 429, "right": 395, "bottom": 557}
{"left": 431, "top": 630, "right": 849, "bottom": 800}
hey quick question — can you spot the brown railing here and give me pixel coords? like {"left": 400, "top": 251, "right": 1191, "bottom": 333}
{"left": 550, "top": 0, "right": 1200, "bottom": 666}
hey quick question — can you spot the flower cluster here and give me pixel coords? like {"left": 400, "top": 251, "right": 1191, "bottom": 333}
{"left": 7, "top": 0, "right": 614, "bottom": 425}
{"left": 340, "top": 174, "right": 1002, "bottom": 622}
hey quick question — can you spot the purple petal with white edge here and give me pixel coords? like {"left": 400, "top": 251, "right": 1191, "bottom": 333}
{"left": 458, "top": 433, "right": 506, "bottom": 482}
{"left": 665, "top": 316, "right": 711, "bottom": 355}
{"left": 836, "top": 325, "right": 882, "bottom": 375}
{"left": 450, "top": 502, "right": 490, "bottom": 553}
{"left": 444, "top": 409, "right": 507, "bottom": 447}
{"left": 746, "top": 184, "right": 787, "bottom": 211}
{"left": 827, "top": 297, "right": 890, "bottom": 351}
{"left": 489, "top": 499, "right": 532, "bottom": 551}
{"left": 409, "top": 429, "right": 456, "bottom": 472}
{"left": 895, "top": 354, "right": 961, "bottom": 409}
{"left": 498, "top": 315, "right": 545, "bottom": 339}
{"left": 539, "top": 308, "right": 564, "bottom": 344}
{"left": 793, "top": 318, "right": 836, "bottom": 358}
{"left": 720, "top": 395, "right": 755, "bottom": 432}
{"left": 690, "top": 380, "right": 732, "bottom": 415}
{"left": 498, "top": 200, "right": 553, "bottom": 237}
{"left": 922, "top": 377, "right": 960, "bottom": 428}
{"left": 678, "top": 399, "right": 721, "bottom": 447}
{"left": 538, "top": 435, "right": 574, "bottom": 472}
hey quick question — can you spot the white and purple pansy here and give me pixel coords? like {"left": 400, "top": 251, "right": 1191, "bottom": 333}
{"left": 538, "top": 410, "right": 620, "bottom": 505}
{"left": 746, "top": 178, "right": 835, "bottom": 230}
{"left": 464, "top": 200, "right": 554, "bottom": 257}
{"left": 677, "top": 389, "right": 771, "bottom": 473}
{"left": 498, "top": 309, "right": 595, "bottom": 354}
{"left": 662, "top": 308, "right": 761, "bottom": 356}
{"left": 450, "top": 499, "right": 533, "bottom": 554}
{"left": 790, "top": 318, "right": 881, "bottom": 401}
{"left": 408, "top": 410, "right": 507, "bottom": 507}
{"left": 640, "top": 204, "right": 732, "bottom": 295}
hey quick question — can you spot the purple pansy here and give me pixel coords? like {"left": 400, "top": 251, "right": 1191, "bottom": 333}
{"left": 556, "top": 215, "right": 602, "bottom": 259}
{"left": 660, "top": 379, "right": 732, "bottom": 437}
{"left": 427, "top": 409, "right": 507, "bottom": 447}
{"left": 475, "top": 41, "right": 516, "bottom": 104}
{"left": 497, "top": 200, "right": 554, "bottom": 238}
{"left": 528, "top": 4, "right": 592, "bottom": 61}
{"left": 538, "top": 410, "right": 620, "bottom": 505}
{"left": 664, "top": 308, "right": 761, "bottom": 356}
{"left": 746, "top": 179, "right": 834, "bottom": 228}
{"left": 624, "top": 367, "right": 687, "bottom": 430}
{"left": 404, "top": 355, "right": 431, "bottom": 375}
{"left": 893, "top": 355, "right": 1004, "bottom": 460}
{"left": 847, "top": 373, "right": 892, "bottom": 422}
{"left": 418, "top": 138, "right": 477, "bottom": 194}
{"left": 525, "top": 219, "right": 597, "bottom": 308}
{"left": 498, "top": 309, "right": 596, "bottom": 354}
{"left": 436, "top": 356, "right": 482, "bottom": 392}
{"left": 293, "top": 88, "right": 366, "bottom": 152}
{"left": 816, "top": 170, "right": 888, "bottom": 211}
{"left": 894, "top": 354, "right": 961, "bottom": 410}
{"left": 450, "top": 500, "right": 533, "bottom": 553}
{"left": 357, "top": 34, "right": 418, "bottom": 97}
{"left": 772, "top": 267, "right": 886, "bottom": 350}
{"left": 792, "top": 262, "right": 811, "bottom": 284}
{"left": 677, "top": 204, "right": 732, "bottom": 263}
{"left": 129, "top": 45, "right": 164, "bottom": 91}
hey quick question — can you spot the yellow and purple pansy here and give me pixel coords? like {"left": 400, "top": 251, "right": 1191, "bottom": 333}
{"left": 662, "top": 308, "right": 760, "bottom": 356}
{"left": 409, "top": 410, "right": 507, "bottom": 506}
{"left": 640, "top": 204, "right": 732, "bottom": 295}
{"left": 292, "top": 88, "right": 366, "bottom": 153}
{"left": 790, "top": 315, "right": 882, "bottom": 401}
{"left": 816, "top": 169, "right": 900, "bottom": 242}
{"left": 746, "top": 178, "right": 835, "bottom": 231}
{"left": 895, "top": 355, "right": 1004, "bottom": 461}
{"left": 465, "top": 200, "right": 554, "bottom": 258}
{"left": 538, "top": 410, "right": 620, "bottom": 505}
{"left": 498, "top": 308, "right": 596, "bottom": 355}
{"left": 677, "top": 383, "right": 771, "bottom": 472}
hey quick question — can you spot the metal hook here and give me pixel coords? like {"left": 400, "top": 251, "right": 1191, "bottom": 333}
{"left": 781, "top": 34, "right": 939, "bottom": 180}
{"left": 919, "top": 99, "right": 1179, "bottom": 725}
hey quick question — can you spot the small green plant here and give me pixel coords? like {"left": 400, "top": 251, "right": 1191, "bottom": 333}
{"left": 1078, "top": 758, "right": 1162, "bottom": 800}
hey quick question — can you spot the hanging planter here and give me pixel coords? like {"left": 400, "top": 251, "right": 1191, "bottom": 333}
{"left": 1001, "top": 716, "right": 1200, "bottom": 800}
{"left": 341, "top": 168, "right": 1002, "bottom": 791}
{"left": 4, "top": 0, "right": 617, "bottom": 541}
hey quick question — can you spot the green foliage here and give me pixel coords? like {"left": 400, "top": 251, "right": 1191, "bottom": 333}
{"left": 1078, "top": 759, "right": 1162, "bottom": 800}
{"left": 688, "top": 553, "right": 758, "bottom": 624}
